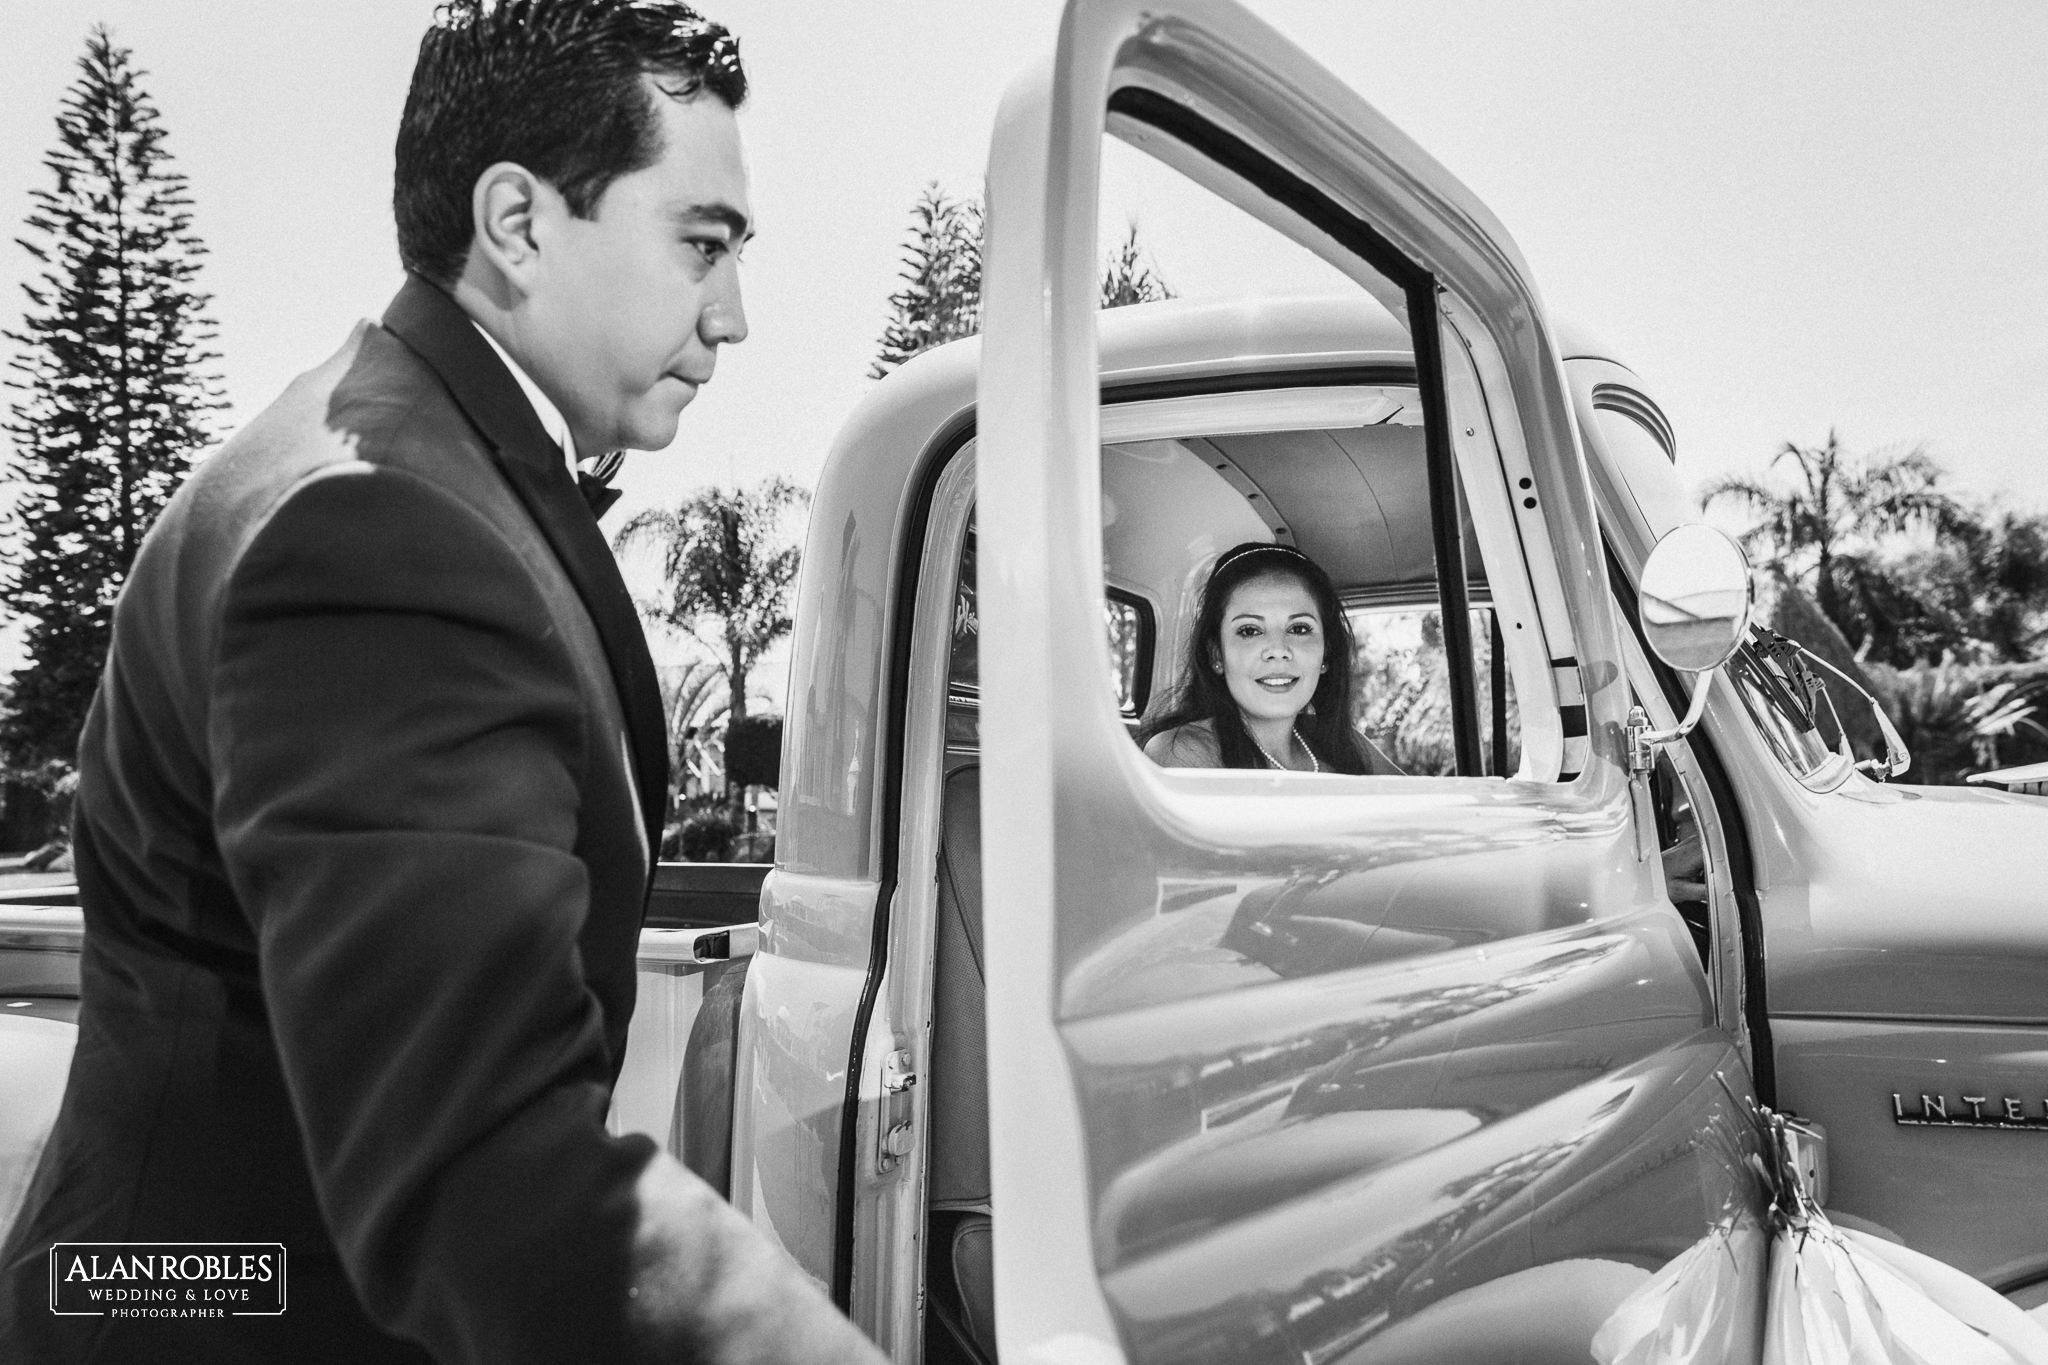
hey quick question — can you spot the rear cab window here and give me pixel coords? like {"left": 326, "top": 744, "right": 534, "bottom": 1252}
{"left": 947, "top": 529, "right": 1156, "bottom": 752}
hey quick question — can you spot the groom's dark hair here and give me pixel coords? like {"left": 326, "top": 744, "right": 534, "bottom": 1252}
{"left": 395, "top": 0, "right": 746, "bottom": 286}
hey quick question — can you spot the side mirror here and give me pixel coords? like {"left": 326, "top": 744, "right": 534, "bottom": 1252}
{"left": 1638, "top": 525, "right": 1755, "bottom": 673}
{"left": 1628, "top": 526, "right": 1754, "bottom": 775}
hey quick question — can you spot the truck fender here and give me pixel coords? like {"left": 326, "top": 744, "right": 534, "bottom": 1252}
{"left": 676, "top": 956, "right": 749, "bottom": 1199}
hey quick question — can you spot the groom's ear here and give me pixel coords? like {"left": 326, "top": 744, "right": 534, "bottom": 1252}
{"left": 465, "top": 162, "right": 552, "bottom": 297}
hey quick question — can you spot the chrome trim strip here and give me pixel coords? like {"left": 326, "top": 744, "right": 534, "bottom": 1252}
{"left": 636, "top": 923, "right": 758, "bottom": 969}
{"left": 1, "top": 907, "right": 754, "bottom": 972}
{"left": 0, "top": 904, "right": 83, "bottom": 951}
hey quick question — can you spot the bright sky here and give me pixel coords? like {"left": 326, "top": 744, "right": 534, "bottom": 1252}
{"left": 5, "top": 2, "right": 2047, "bottom": 689}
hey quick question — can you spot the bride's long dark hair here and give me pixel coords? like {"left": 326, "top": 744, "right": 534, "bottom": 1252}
{"left": 1137, "top": 542, "right": 1369, "bottom": 773}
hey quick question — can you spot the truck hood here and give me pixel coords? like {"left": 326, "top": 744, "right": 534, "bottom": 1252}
{"left": 1764, "top": 778, "right": 2048, "bottom": 1023}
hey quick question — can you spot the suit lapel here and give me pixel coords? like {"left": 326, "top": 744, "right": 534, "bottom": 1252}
{"left": 381, "top": 276, "right": 669, "bottom": 866}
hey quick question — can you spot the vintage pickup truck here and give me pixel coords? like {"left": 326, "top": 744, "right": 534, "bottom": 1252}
{"left": 6, "top": 1, "right": 2048, "bottom": 1361}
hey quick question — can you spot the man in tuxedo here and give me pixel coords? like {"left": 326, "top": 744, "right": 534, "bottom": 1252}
{"left": 0, "top": 4, "right": 887, "bottom": 1362}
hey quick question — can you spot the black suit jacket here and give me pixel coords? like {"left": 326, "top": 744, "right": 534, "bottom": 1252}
{"left": 0, "top": 277, "right": 672, "bottom": 1363}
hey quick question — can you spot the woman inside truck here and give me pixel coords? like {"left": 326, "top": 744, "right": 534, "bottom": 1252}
{"left": 1138, "top": 541, "right": 1399, "bottom": 774}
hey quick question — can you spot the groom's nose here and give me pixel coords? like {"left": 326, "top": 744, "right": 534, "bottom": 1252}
{"left": 701, "top": 269, "right": 748, "bottom": 347}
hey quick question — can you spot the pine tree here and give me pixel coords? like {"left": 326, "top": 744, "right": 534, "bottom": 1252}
{"left": 1098, "top": 223, "right": 1175, "bottom": 309}
{"left": 869, "top": 188, "right": 1175, "bottom": 378}
{"left": 3, "top": 26, "right": 221, "bottom": 777}
{"left": 868, "top": 185, "right": 983, "bottom": 379}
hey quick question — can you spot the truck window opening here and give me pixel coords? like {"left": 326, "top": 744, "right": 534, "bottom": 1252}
{"left": 942, "top": 407, "right": 1523, "bottom": 777}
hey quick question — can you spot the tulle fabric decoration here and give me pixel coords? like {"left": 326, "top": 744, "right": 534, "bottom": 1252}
{"left": 1765, "top": 1216, "right": 2001, "bottom": 1365}
{"left": 1589, "top": 1215, "right": 1768, "bottom": 1365}
{"left": 1597, "top": 1087, "right": 2048, "bottom": 1365}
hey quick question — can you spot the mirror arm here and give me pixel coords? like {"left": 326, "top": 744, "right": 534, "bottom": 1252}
{"left": 1816, "top": 679, "right": 1858, "bottom": 766}
{"left": 1864, "top": 704, "right": 1913, "bottom": 780}
{"left": 1627, "top": 672, "right": 1714, "bottom": 774}
{"left": 1779, "top": 643, "right": 1913, "bottom": 780}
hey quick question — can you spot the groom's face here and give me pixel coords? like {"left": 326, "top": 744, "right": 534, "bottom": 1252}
{"left": 523, "top": 84, "right": 752, "bottom": 455}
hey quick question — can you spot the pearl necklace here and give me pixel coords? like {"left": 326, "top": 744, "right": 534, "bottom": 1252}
{"left": 1252, "top": 726, "right": 1320, "bottom": 773}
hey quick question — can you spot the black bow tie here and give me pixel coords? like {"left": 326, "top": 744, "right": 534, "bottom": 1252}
{"left": 576, "top": 468, "right": 622, "bottom": 520}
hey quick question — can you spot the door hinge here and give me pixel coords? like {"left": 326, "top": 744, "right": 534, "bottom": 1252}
{"left": 876, "top": 1048, "right": 918, "bottom": 1174}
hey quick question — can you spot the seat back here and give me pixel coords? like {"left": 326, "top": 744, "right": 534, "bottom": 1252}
{"left": 925, "top": 765, "right": 998, "bottom": 1359}
{"left": 926, "top": 764, "right": 987, "bottom": 1210}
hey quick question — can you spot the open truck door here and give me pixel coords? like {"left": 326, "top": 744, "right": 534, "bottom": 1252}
{"left": 974, "top": 3, "right": 1769, "bottom": 1361}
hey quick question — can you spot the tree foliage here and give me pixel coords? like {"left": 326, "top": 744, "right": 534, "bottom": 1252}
{"left": 868, "top": 184, "right": 1176, "bottom": 378}
{"left": 868, "top": 186, "right": 983, "bottom": 379}
{"left": 1706, "top": 431, "right": 2048, "bottom": 779}
{"left": 1701, "top": 432, "right": 1964, "bottom": 639}
{"left": 614, "top": 476, "right": 808, "bottom": 744}
{"left": 1864, "top": 659, "right": 2048, "bottom": 783}
{"left": 2, "top": 27, "right": 221, "bottom": 775}
{"left": 1351, "top": 608, "right": 1517, "bottom": 777}
{"left": 660, "top": 656, "right": 731, "bottom": 796}
{"left": 1870, "top": 509, "right": 2048, "bottom": 664}
{"left": 1701, "top": 431, "right": 2048, "bottom": 668}
{"left": 1098, "top": 224, "right": 1174, "bottom": 309}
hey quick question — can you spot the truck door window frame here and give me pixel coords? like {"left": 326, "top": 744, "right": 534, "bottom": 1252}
{"left": 1108, "top": 86, "right": 1492, "bottom": 773}
{"left": 967, "top": 5, "right": 1669, "bottom": 1351}
{"left": 1094, "top": 116, "right": 1591, "bottom": 782}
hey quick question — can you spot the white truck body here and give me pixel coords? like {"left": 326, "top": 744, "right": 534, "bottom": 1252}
{"left": 7, "top": 4, "right": 2047, "bottom": 1362}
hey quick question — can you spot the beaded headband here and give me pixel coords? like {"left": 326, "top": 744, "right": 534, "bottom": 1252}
{"left": 1210, "top": 542, "right": 1311, "bottom": 577}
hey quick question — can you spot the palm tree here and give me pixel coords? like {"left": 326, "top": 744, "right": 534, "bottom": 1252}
{"left": 615, "top": 478, "right": 809, "bottom": 811}
{"left": 1701, "top": 432, "right": 1965, "bottom": 647}
{"left": 660, "top": 658, "right": 729, "bottom": 798}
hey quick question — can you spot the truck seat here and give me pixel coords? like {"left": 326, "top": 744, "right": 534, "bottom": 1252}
{"left": 927, "top": 764, "right": 997, "bottom": 1360}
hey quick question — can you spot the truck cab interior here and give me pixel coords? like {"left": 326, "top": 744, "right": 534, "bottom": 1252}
{"left": 915, "top": 382, "right": 1645, "bottom": 1362}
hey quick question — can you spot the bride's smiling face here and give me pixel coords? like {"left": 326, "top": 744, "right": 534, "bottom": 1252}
{"left": 1213, "top": 574, "right": 1325, "bottom": 724}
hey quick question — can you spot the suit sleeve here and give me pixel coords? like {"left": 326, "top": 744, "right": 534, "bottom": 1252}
{"left": 209, "top": 464, "right": 651, "bottom": 1361}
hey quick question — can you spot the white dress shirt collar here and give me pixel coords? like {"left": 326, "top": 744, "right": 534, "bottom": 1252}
{"left": 471, "top": 321, "right": 577, "bottom": 470}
